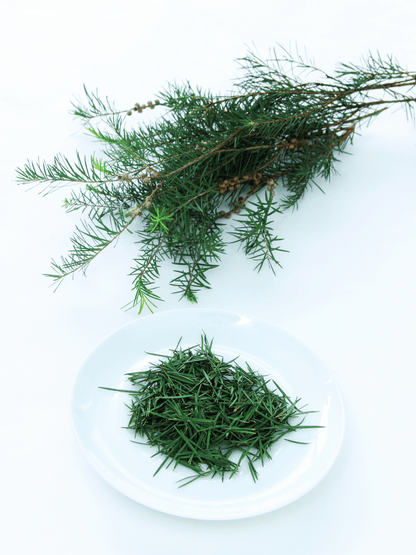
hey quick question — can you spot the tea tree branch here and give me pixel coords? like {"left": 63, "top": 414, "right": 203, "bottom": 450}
{"left": 16, "top": 47, "right": 416, "bottom": 311}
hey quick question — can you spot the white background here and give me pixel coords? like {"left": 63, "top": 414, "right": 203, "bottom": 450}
{"left": 1, "top": 1, "right": 415, "bottom": 553}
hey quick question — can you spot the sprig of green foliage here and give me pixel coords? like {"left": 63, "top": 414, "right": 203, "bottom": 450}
{"left": 16, "top": 47, "right": 416, "bottom": 312}
{"left": 100, "top": 334, "right": 320, "bottom": 486}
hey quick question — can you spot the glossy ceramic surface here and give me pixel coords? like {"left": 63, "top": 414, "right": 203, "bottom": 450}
{"left": 70, "top": 308, "right": 345, "bottom": 520}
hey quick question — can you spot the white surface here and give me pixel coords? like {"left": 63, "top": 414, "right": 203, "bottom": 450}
{"left": 1, "top": 0, "right": 415, "bottom": 553}
{"left": 71, "top": 309, "right": 344, "bottom": 519}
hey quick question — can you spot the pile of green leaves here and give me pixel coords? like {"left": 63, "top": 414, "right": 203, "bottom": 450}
{"left": 16, "top": 47, "right": 416, "bottom": 311}
{"left": 102, "top": 335, "right": 319, "bottom": 486}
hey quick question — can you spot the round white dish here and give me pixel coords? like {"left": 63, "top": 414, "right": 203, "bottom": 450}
{"left": 70, "top": 308, "right": 345, "bottom": 520}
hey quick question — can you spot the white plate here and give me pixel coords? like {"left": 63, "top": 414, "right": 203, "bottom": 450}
{"left": 70, "top": 308, "right": 345, "bottom": 520}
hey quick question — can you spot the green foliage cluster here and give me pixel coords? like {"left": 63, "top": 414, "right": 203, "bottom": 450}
{"left": 101, "top": 334, "right": 319, "bottom": 486}
{"left": 16, "top": 47, "right": 416, "bottom": 311}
